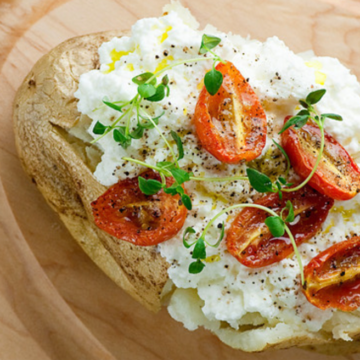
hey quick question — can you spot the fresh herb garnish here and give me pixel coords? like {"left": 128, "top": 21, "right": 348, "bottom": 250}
{"left": 204, "top": 65, "right": 223, "bottom": 95}
{"left": 138, "top": 177, "right": 163, "bottom": 195}
{"left": 183, "top": 202, "right": 303, "bottom": 282}
{"left": 122, "top": 132, "right": 247, "bottom": 210}
{"left": 93, "top": 35, "right": 342, "bottom": 288}
{"left": 199, "top": 34, "right": 225, "bottom": 95}
{"left": 279, "top": 89, "right": 342, "bottom": 193}
{"left": 199, "top": 34, "right": 222, "bottom": 54}
{"left": 91, "top": 34, "right": 225, "bottom": 148}
{"left": 272, "top": 140, "right": 291, "bottom": 176}
{"left": 246, "top": 168, "right": 292, "bottom": 200}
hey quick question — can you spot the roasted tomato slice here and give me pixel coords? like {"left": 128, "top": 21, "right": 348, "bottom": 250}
{"left": 281, "top": 116, "right": 360, "bottom": 200}
{"left": 91, "top": 170, "right": 187, "bottom": 246}
{"left": 303, "top": 236, "right": 360, "bottom": 311}
{"left": 193, "top": 61, "right": 267, "bottom": 164}
{"left": 226, "top": 186, "right": 333, "bottom": 268}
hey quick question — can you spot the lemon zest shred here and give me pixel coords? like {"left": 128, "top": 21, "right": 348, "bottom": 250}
{"left": 197, "top": 79, "right": 204, "bottom": 90}
{"left": 305, "top": 60, "right": 323, "bottom": 70}
{"left": 158, "top": 26, "right": 172, "bottom": 43}
{"left": 155, "top": 55, "right": 174, "bottom": 73}
{"left": 331, "top": 206, "right": 358, "bottom": 222}
{"left": 205, "top": 254, "right": 221, "bottom": 263}
{"left": 323, "top": 219, "right": 335, "bottom": 234}
{"left": 104, "top": 49, "right": 133, "bottom": 73}
{"left": 126, "top": 63, "right": 135, "bottom": 72}
{"left": 315, "top": 71, "right": 327, "bottom": 85}
{"left": 305, "top": 61, "right": 327, "bottom": 85}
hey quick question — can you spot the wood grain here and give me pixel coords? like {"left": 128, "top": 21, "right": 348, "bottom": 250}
{"left": 1, "top": 0, "right": 360, "bottom": 358}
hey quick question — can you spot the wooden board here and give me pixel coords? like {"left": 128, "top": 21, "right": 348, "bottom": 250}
{"left": 1, "top": 0, "right": 360, "bottom": 358}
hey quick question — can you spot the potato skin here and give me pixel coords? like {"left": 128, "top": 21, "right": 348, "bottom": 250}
{"left": 13, "top": 31, "right": 169, "bottom": 312}
{"left": 12, "top": 31, "right": 360, "bottom": 353}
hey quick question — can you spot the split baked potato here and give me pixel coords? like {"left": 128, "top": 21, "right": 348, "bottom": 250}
{"left": 13, "top": 30, "right": 360, "bottom": 354}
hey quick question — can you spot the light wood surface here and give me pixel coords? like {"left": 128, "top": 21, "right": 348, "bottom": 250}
{"left": 1, "top": 0, "right": 360, "bottom": 359}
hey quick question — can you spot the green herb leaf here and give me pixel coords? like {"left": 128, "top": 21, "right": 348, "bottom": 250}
{"left": 246, "top": 168, "right": 273, "bottom": 193}
{"left": 175, "top": 185, "right": 185, "bottom": 195}
{"left": 192, "top": 238, "right": 206, "bottom": 259}
{"left": 129, "top": 126, "right": 144, "bottom": 139}
{"left": 299, "top": 99, "right": 309, "bottom": 108}
{"left": 278, "top": 115, "right": 309, "bottom": 134}
{"left": 183, "top": 227, "right": 196, "bottom": 248}
{"left": 138, "top": 83, "right": 156, "bottom": 98}
{"left": 285, "top": 200, "right": 295, "bottom": 223}
{"left": 163, "top": 184, "right": 178, "bottom": 196}
{"left": 132, "top": 72, "right": 156, "bottom": 86}
{"left": 113, "top": 128, "right": 131, "bottom": 148}
{"left": 306, "top": 89, "right": 326, "bottom": 105}
{"left": 169, "top": 168, "right": 191, "bottom": 185}
{"left": 199, "top": 34, "right": 221, "bottom": 54}
{"left": 93, "top": 121, "right": 107, "bottom": 135}
{"left": 165, "top": 85, "right": 170, "bottom": 97}
{"left": 146, "top": 84, "right": 166, "bottom": 102}
{"left": 103, "top": 100, "right": 124, "bottom": 112}
{"left": 297, "top": 109, "right": 310, "bottom": 116}
{"left": 157, "top": 161, "right": 175, "bottom": 170}
{"left": 272, "top": 139, "right": 291, "bottom": 175}
{"left": 161, "top": 74, "right": 169, "bottom": 86}
{"left": 181, "top": 194, "right": 192, "bottom": 210}
{"left": 265, "top": 216, "right": 285, "bottom": 237}
{"left": 138, "top": 177, "right": 163, "bottom": 195}
{"left": 171, "top": 130, "right": 184, "bottom": 160}
{"left": 204, "top": 69, "right": 223, "bottom": 96}
{"left": 294, "top": 117, "right": 309, "bottom": 129}
{"left": 209, "top": 222, "right": 225, "bottom": 248}
{"left": 278, "top": 176, "right": 287, "bottom": 185}
{"left": 275, "top": 181, "right": 283, "bottom": 200}
{"left": 322, "top": 113, "right": 343, "bottom": 121}
{"left": 189, "top": 259, "right": 205, "bottom": 274}
{"left": 138, "top": 111, "right": 164, "bottom": 129}
{"left": 275, "top": 181, "right": 281, "bottom": 191}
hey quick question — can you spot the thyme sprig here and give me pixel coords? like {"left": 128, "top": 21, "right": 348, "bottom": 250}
{"left": 122, "top": 131, "right": 247, "bottom": 211}
{"left": 91, "top": 34, "right": 225, "bottom": 147}
{"left": 93, "top": 36, "right": 342, "bottom": 285}
{"left": 183, "top": 200, "right": 303, "bottom": 283}
{"left": 182, "top": 89, "right": 343, "bottom": 282}
{"left": 246, "top": 89, "right": 342, "bottom": 198}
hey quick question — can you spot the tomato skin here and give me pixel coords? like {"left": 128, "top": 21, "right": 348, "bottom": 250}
{"left": 91, "top": 170, "right": 187, "bottom": 246}
{"left": 193, "top": 61, "right": 267, "bottom": 164}
{"left": 226, "top": 186, "right": 333, "bottom": 268}
{"left": 303, "top": 236, "right": 360, "bottom": 311}
{"left": 281, "top": 116, "right": 360, "bottom": 200}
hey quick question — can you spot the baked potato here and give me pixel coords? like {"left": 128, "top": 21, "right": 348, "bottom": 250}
{"left": 13, "top": 31, "right": 169, "bottom": 313}
{"left": 13, "top": 25, "right": 360, "bottom": 355}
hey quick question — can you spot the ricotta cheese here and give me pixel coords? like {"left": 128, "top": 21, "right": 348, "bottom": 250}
{"left": 75, "top": 1, "right": 360, "bottom": 351}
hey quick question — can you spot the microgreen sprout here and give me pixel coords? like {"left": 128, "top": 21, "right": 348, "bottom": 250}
{"left": 122, "top": 130, "right": 247, "bottom": 210}
{"left": 199, "top": 34, "right": 226, "bottom": 95}
{"left": 183, "top": 201, "right": 304, "bottom": 284}
{"left": 246, "top": 89, "right": 343, "bottom": 199}
{"left": 130, "top": 132, "right": 193, "bottom": 210}
{"left": 185, "top": 88, "right": 344, "bottom": 281}
{"left": 92, "top": 36, "right": 341, "bottom": 288}
{"left": 278, "top": 89, "right": 342, "bottom": 193}
{"left": 91, "top": 34, "right": 225, "bottom": 148}
{"left": 246, "top": 168, "right": 293, "bottom": 200}
{"left": 272, "top": 139, "right": 291, "bottom": 177}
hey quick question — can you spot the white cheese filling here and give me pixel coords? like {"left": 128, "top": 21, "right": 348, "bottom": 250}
{"left": 75, "top": 2, "right": 360, "bottom": 350}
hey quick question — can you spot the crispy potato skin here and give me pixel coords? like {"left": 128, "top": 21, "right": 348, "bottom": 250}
{"left": 13, "top": 31, "right": 169, "bottom": 312}
{"left": 12, "top": 31, "right": 360, "bottom": 353}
